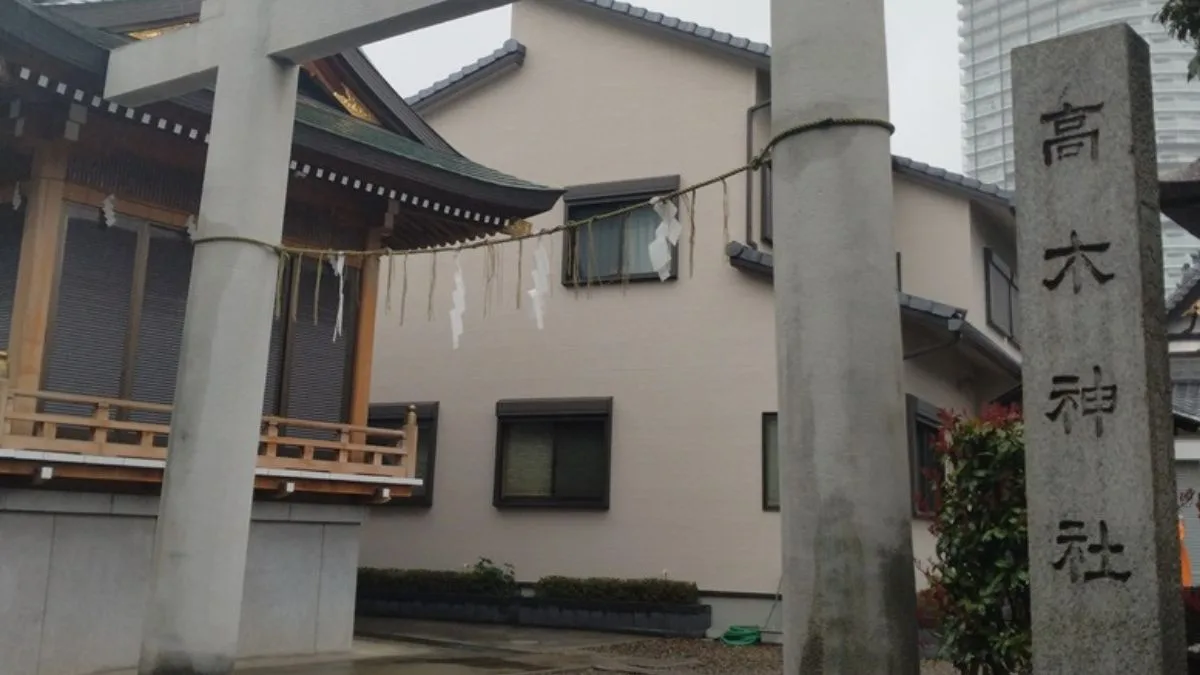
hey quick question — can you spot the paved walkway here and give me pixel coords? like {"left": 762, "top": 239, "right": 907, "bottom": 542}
{"left": 354, "top": 617, "right": 643, "bottom": 654}
{"left": 101, "top": 622, "right": 648, "bottom": 674}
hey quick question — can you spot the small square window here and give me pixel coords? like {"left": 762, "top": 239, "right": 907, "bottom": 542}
{"left": 494, "top": 398, "right": 613, "bottom": 509}
{"left": 368, "top": 402, "right": 439, "bottom": 507}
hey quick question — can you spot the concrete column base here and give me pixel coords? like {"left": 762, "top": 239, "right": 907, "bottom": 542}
{"left": 0, "top": 490, "right": 366, "bottom": 675}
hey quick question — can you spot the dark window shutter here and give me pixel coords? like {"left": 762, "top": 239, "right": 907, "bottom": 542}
{"left": 283, "top": 259, "right": 357, "bottom": 437}
{"left": 129, "top": 225, "right": 192, "bottom": 425}
{"left": 44, "top": 216, "right": 137, "bottom": 414}
{"left": 0, "top": 208, "right": 24, "bottom": 351}
{"left": 261, "top": 259, "right": 288, "bottom": 417}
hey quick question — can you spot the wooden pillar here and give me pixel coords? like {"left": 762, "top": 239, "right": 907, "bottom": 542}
{"left": 348, "top": 227, "right": 383, "bottom": 444}
{"left": 8, "top": 142, "right": 68, "bottom": 399}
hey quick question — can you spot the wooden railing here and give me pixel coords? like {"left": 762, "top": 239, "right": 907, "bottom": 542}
{"left": 0, "top": 385, "right": 418, "bottom": 481}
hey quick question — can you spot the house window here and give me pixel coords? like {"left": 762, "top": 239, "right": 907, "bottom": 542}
{"left": 907, "top": 395, "right": 941, "bottom": 517}
{"left": 761, "top": 160, "right": 773, "bottom": 244}
{"left": 368, "top": 402, "right": 439, "bottom": 507}
{"left": 985, "top": 248, "right": 1019, "bottom": 341}
{"left": 763, "top": 412, "right": 779, "bottom": 511}
{"left": 494, "top": 398, "right": 613, "bottom": 509}
{"left": 561, "top": 176, "right": 680, "bottom": 285}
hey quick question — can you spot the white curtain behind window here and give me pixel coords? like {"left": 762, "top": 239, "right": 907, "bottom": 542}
{"left": 502, "top": 422, "right": 554, "bottom": 497}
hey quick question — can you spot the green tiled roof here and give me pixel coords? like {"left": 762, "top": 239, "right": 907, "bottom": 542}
{"left": 9, "top": 0, "right": 559, "bottom": 203}
{"left": 296, "top": 98, "right": 552, "bottom": 192}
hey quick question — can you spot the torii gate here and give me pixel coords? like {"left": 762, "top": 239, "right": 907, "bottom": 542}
{"left": 102, "top": 2, "right": 510, "bottom": 673}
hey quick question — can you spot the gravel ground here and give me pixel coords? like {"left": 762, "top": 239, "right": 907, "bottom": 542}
{"left": 579, "top": 638, "right": 957, "bottom": 675}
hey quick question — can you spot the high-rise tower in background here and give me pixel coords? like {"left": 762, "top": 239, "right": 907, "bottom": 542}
{"left": 959, "top": 0, "right": 1200, "bottom": 289}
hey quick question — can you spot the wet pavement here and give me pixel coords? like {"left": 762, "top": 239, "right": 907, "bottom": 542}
{"left": 353, "top": 618, "right": 642, "bottom": 654}
{"left": 124, "top": 623, "right": 647, "bottom": 675}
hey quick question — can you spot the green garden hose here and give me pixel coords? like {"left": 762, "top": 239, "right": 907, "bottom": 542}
{"left": 719, "top": 575, "right": 781, "bottom": 647}
{"left": 721, "top": 625, "right": 763, "bottom": 645}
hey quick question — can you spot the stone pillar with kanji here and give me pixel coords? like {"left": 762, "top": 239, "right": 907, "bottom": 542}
{"left": 1013, "top": 24, "right": 1185, "bottom": 674}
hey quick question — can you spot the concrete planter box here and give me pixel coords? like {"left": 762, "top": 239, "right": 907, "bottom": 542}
{"left": 356, "top": 591, "right": 712, "bottom": 637}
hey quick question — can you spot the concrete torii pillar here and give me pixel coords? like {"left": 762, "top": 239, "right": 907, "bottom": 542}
{"left": 102, "top": 2, "right": 511, "bottom": 674}
{"left": 769, "top": 0, "right": 921, "bottom": 673}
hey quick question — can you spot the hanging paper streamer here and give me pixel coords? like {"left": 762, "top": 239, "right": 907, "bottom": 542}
{"left": 449, "top": 255, "right": 466, "bottom": 349}
{"left": 646, "top": 197, "right": 676, "bottom": 282}
{"left": 101, "top": 194, "right": 117, "bottom": 227}
{"left": 331, "top": 253, "right": 346, "bottom": 343}
{"left": 653, "top": 197, "right": 684, "bottom": 246}
{"left": 184, "top": 215, "right": 197, "bottom": 241}
{"left": 11, "top": 182, "right": 20, "bottom": 211}
{"left": 527, "top": 241, "right": 550, "bottom": 330}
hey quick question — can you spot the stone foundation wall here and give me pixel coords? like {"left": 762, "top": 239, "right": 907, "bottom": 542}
{"left": 0, "top": 489, "right": 365, "bottom": 675}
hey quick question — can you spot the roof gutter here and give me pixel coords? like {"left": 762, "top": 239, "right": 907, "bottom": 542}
{"left": 903, "top": 317, "right": 965, "bottom": 361}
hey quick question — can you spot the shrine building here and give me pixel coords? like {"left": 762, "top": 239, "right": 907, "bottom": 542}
{"left": 0, "top": 1, "right": 562, "bottom": 673}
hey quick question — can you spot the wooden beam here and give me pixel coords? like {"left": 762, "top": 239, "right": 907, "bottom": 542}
{"left": 348, "top": 227, "right": 382, "bottom": 452}
{"left": 63, "top": 183, "right": 191, "bottom": 228}
{"left": 7, "top": 142, "right": 69, "bottom": 427}
{"left": 0, "top": 460, "right": 415, "bottom": 498}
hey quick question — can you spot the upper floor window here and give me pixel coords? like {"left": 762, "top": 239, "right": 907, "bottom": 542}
{"left": 494, "top": 397, "right": 613, "bottom": 509}
{"left": 985, "top": 248, "right": 1019, "bottom": 342}
{"left": 368, "top": 402, "right": 440, "bottom": 507}
{"left": 562, "top": 176, "right": 680, "bottom": 286}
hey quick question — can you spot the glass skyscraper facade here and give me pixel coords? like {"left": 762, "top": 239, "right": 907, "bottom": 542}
{"left": 959, "top": 0, "right": 1200, "bottom": 289}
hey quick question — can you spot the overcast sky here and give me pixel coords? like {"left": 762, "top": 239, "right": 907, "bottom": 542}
{"left": 363, "top": 0, "right": 963, "bottom": 172}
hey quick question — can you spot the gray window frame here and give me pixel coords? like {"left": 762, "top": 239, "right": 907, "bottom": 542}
{"left": 984, "top": 247, "right": 1019, "bottom": 342}
{"left": 493, "top": 397, "right": 613, "bottom": 510}
{"left": 560, "top": 176, "right": 681, "bottom": 286}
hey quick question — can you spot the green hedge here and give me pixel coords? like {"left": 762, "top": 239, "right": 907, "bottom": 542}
{"left": 533, "top": 576, "right": 700, "bottom": 605}
{"left": 357, "top": 566, "right": 701, "bottom": 606}
{"left": 358, "top": 566, "right": 519, "bottom": 598}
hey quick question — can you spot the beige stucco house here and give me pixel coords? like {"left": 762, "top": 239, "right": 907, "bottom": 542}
{"left": 360, "top": 0, "right": 1024, "bottom": 634}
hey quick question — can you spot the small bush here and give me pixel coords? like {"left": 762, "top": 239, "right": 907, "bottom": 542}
{"left": 925, "top": 404, "right": 1030, "bottom": 675}
{"left": 358, "top": 557, "right": 518, "bottom": 598}
{"left": 915, "top": 586, "right": 945, "bottom": 630}
{"left": 533, "top": 576, "right": 700, "bottom": 605}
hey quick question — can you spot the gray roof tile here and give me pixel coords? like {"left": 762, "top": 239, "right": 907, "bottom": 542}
{"left": 725, "top": 241, "right": 969, "bottom": 322}
{"left": 410, "top": 3, "right": 1014, "bottom": 208}
{"left": 891, "top": 155, "right": 1013, "bottom": 207}
{"left": 725, "top": 240, "right": 1019, "bottom": 376}
{"left": 563, "top": 0, "right": 770, "bottom": 61}
{"left": 407, "top": 39, "right": 525, "bottom": 110}
{"left": 1167, "top": 252, "right": 1200, "bottom": 316}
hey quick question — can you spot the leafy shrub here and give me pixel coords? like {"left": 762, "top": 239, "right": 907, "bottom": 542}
{"left": 533, "top": 576, "right": 700, "bottom": 605}
{"left": 358, "top": 557, "right": 518, "bottom": 598}
{"left": 924, "top": 404, "right": 1031, "bottom": 675}
{"left": 915, "top": 586, "right": 945, "bottom": 631}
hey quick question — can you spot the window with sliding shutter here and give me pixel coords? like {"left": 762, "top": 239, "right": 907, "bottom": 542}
{"left": 0, "top": 207, "right": 23, "bottom": 352}
{"left": 43, "top": 210, "right": 137, "bottom": 415}
{"left": 493, "top": 398, "right": 612, "bottom": 509}
{"left": 130, "top": 225, "right": 193, "bottom": 426}
{"left": 283, "top": 258, "right": 358, "bottom": 436}
{"left": 262, "top": 302, "right": 287, "bottom": 417}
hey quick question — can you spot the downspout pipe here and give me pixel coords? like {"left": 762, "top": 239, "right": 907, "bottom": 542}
{"left": 746, "top": 99, "right": 772, "bottom": 246}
